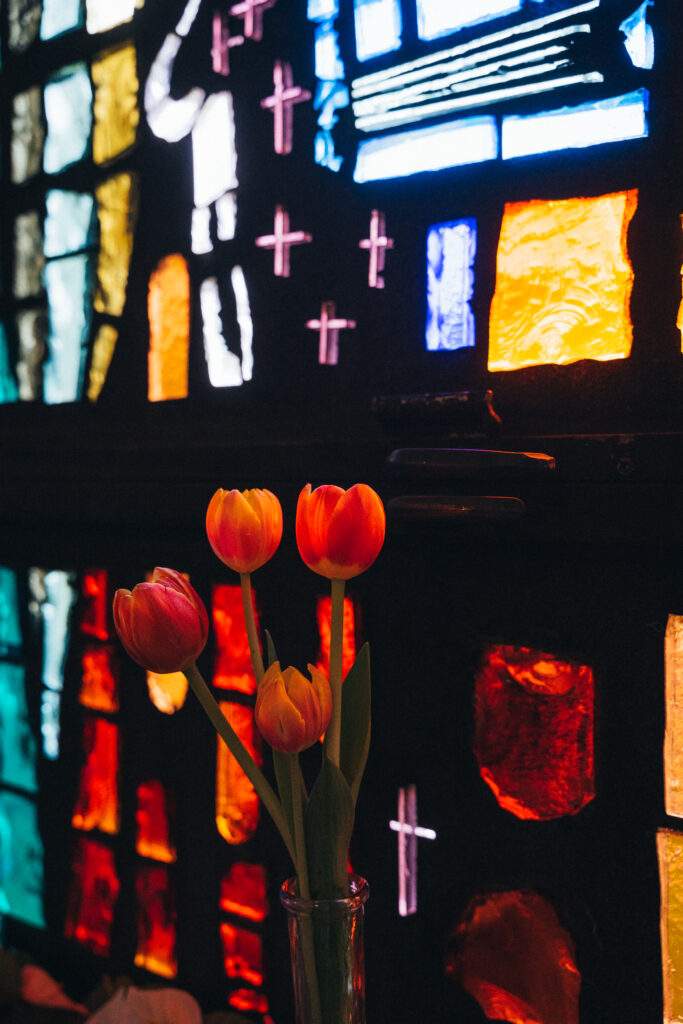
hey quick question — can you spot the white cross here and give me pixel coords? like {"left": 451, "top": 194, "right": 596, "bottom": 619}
{"left": 359, "top": 210, "right": 394, "bottom": 289}
{"left": 390, "top": 785, "right": 436, "bottom": 918}
{"left": 229, "top": 0, "right": 277, "bottom": 41}
{"left": 306, "top": 301, "right": 356, "bottom": 366}
{"left": 260, "top": 60, "right": 311, "bottom": 155}
{"left": 212, "top": 12, "right": 244, "bottom": 76}
{"left": 255, "top": 205, "right": 312, "bottom": 277}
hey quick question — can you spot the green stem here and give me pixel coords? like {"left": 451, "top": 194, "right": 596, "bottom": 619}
{"left": 290, "top": 754, "right": 322, "bottom": 1024}
{"left": 324, "top": 578, "right": 346, "bottom": 769}
{"left": 240, "top": 572, "right": 265, "bottom": 684}
{"left": 184, "top": 663, "right": 295, "bottom": 863}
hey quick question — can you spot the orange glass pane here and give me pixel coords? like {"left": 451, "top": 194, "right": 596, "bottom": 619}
{"left": 216, "top": 702, "right": 260, "bottom": 845}
{"left": 80, "top": 646, "right": 119, "bottom": 713}
{"left": 148, "top": 254, "right": 190, "bottom": 402}
{"left": 64, "top": 837, "right": 120, "bottom": 956}
{"left": 488, "top": 191, "right": 637, "bottom": 371}
{"left": 666, "top": 616, "right": 683, "bottom": 818}
{"left": 446, "top": 890, "right": 580, "bottom": 1024}
{"left": 134, "top": 864, "right": 177, "bottom": 978}
{"left": 213, "top": 584, "right": 258, "bottom": 694}
{"left": 658, "top": 828, "right": 683, "bottom": 1024}
{"left": 71, "top": 717, "right": 120, "bottom": 834}
{"left": 220, "top": 863, "right": 267, "bottom": 922}
{"left": 136, "top": 780, "right": 176, "bottom": 864}
{"left": 474, "top": 645, "right": 594, "bottom": 821}
{"left": 81, "top": 569, "right": 109, "bottom": 640}
{"left": 315, "top": 595, "right": 357, "bottom": 680}
{"left": 146, "top": 670, "right": 188, "bottom": 714}
{"left": 229, "top": 989, "right": 270, "bottom": 1015}
{"left": 220, "top": 922, "right": 263, "bottom": 986}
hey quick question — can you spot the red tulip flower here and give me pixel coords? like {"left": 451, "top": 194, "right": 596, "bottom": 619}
{"left": 296, "top": 484, "right": 385, "bottom": 580}
{"left": 206, "top": 488, "right": 283, "bottom": 574}
{"left": 113, "top": 568, "right": 208, "bottom": 674}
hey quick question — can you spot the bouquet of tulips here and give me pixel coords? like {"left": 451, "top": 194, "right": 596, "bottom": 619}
{"left": 113, "top": 484, "right": 385, "bottom": 1023}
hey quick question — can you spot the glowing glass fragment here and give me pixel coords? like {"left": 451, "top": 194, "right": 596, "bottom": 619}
{"left": 0, "top": 792, "right": 45, "bottom": 928}
{"left": 86, "top": 0, "right": 139, "bottom": 34}
{"left": 308, "top": 0, "right": 338, "bottom": 18}
{"left": 200, "top": 278, "right": 248, "bottom": 388}
{"left": 220, "top": 922, "right": 264, "bottom": 986}
{"left": 148, "top": 255, "right": 191, "bottom": 402}
{"left": 41, "top": 690, "right": 61, "bottom": 761}
{"left": 44, "top": 191, "right": 96, "bottom": 259}
{"left": 43, "top": 64, "right": 93, "bottom": 174}
{"left": 659, "top": 829, "right": 683, "bottom": 1024}
{"left": 8, "top": 0, "right": 41, "bottom": 51}
{"left": 426, "top": 219, "right": 476, "bottom": 351}
{"left": 41, "top": 0, "right": 83, "bottom": 39}
{"left": 212, "top": 584, "right": 258, "bottom": 695}
{"left": 0, "top": 330, "right": 18, "bottom": 405}
{"left": 220, "top": 863, "right": 267, "bottom": 922}
{"left": 315, "top": 23, "right": 344, "bottom": 80}
{"left": 354, "top": 0, "right": 402, "bottom": 62}
{"left": 136, "top": 781, "right": 176, "bottom": 863}
{"left": 0, "top": 569, "right": 22, "bottom": 657}
{"left": 88, "top": 326, "right": 119, "bottom": 402}
{"left": 354, "top": 115, "right": 497, "bottom": 182}
{"left": 229, "top": 990, "right": 270, "bottom": 1015}
{"left": 488, "top": 191, "right": 637, "bottom": 371}
{"left": 665, "top": 616, "right": 683, "bottom": 818}
{"left": 92, "top": 44, "right": 140, "bottom": 165}
{"left": 146, "top": 671, "right": 188, "bottom": 714}
{"left": 315, "top": 595, "right": 356, "bottom": 681}
{"left": 134, "top": 864, "right": 177, "bottom": 978}
{"left": 16, "top": 310, "right": 47, "bottom": 401}
{"left": 81, "top": 569, "right": 109, "bottom": 641}
{"left": 417, "top": 0, "right": 521, "bottom": 41}
{"left": 44, "top": 254, "right": 93, "bottom": 404}
{"left": 216, "top": 702, "right": 260, "bottom": 845}
{"left": 620, "top": 1, "right": 654, "bottom": 70}
{"left": 71, "top": 717, "right": 120, "bottom": 834}
{"left": 80, "top": 647, "right": 119, "bottom": 713}
{"left": 40, "top": 571, "right": 77, "bottom": 692}
{"left": 95, "top": 173, "right": 139, "bottom": 316}
{"left": 11, "top": 88, "right": 45, "bottom": 184}
{"left": 14, "top": 212, "right": 44, "bottom": 300}
{"left": 64, "top": 837, "right": 119, "bottom": 954}
{"left": 192, "top": 92, "right": 237, "bottom": 210}
{"left": 0, "top": 664, "right": 37, "bottom": 793}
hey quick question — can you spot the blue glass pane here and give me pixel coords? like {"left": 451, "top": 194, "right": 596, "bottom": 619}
{"left": 0, "top": 664, "right": 37, "bottom": 794}
{"left": 620, "top": 1, "right": 654, "bottom": 70}
{"left": 354, "top": 0, "right": 402, "bottom": 62}
{"left": 0, "top": 791, "right": 45, "bottom": 928}
{"left": 43, "top": 64, "right": 93, "bottom": 174}
{"left": 502, "top": 89, "right": 649, "bottom": 160}
{"left": 0, "top": 569, "right": 22, "bottom": 657}
{"left": 44, "top": 255, "right": 93, "bottom": 404}
{"left": 416, "top": 0, "right": 521, "bottom": 41}
{"left": 315, "top": 22, "right": 344, "bottom": 80}
{"left": 44, "top": 191, "right": 96, "bottom": 258}
{"left": 426, "top": 219, "right": 477, "bottom": 351}
{"left": 354, "top": 115, "right": 497, "bottom": 182}
{"left": 308, "top": 0, "right": 338, "bottom": 20}
{"left": 0, "top": 328, "right": 19, "bottom": 405}
{"left": 41, "top": 0, "right": 83, "bottom": 39}
{"left": 40, "top": 571, "right": 77, "bottom": 692}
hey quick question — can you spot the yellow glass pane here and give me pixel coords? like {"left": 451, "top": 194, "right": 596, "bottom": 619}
{"left": 92, "top": 43, "right": 139, "bottom": 165}
{"left": 666, "top": 617, "right": 683, "bottom": 818}
{"left": 87, "top": 325, "right": 118, "bottom": 401}
{"left": 216, "top": 702, "right": 260, "bottom": 845}
{"left": 94, "top": 172, "right": 138, "bottom": 317}
{"left": 146, "top": 670, "right": 188, "bottom": 714}
{"left": 148, "top": 254, "right": 190, "bottom": 402}
{"left": 659, "top": 829, "right": 683, "bottom": 1023}
{"left": 488, "top": 191, "right": 637, "bottom": 372}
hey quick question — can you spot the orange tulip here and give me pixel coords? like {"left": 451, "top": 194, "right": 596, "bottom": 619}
{"left": 296, "top": 483, "right": 385, "bottom": 580}
{"left": 113, "top": 568, "right": 208, "bottom": 674}
{"left": 206, "top": 489, "right": 283, "bottom": 574}
{"left": 255, "top": 662, "right": 332, "bottom": 754}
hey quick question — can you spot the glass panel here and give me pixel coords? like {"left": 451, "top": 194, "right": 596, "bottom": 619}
{"left": 229, "top": 990, "right": 270, "bottom": 1015}
{"left": 43, "top": 64, "right": 93, "bottom": 174}
{"left": 44, "top": 253, "right": 93, "bottom": 404}
{"left": 14, "top": 212, "right": 44, "bottom": 300}
{"left": 0, "top": 568, "right": 22, "bottom": 657}
{"left": 659, "top": 829, "right": 683, "bottom": 1024}
{"left": 38, "top": 570, "right": 77, "bottom": 691}
{"left": 41, "top": 689, "right": 61, "bottom": 761}
{"left": 81, "top": 569, "right": 109, "bottom": 640}
{"left": 134, "top": 864, "right": 177, "bottom": 978}
{"left": 417, "top": 0, "right": 521, "bottom": 41}
{"left": 94, "top": 173, "right": 139, "bottom": 315}
{"left": 16, "top": 309, "right": 47, "bottom": 401}
{"left": 11, "top": 88, "right": 45, "bottom": 185}
{"left": 426, "top": 218, "right": 477, "bottom": 352}
{"left": 8, "top": 0, "right": 42, "bottom": 52}
{"left": 0, "top": 663, "right": 37, "bottom": 793}
{"left": 212, "top": 584, "right": 258, "bottom": 694}
{"left": 92, "top": 43, "right": 139, "bottom": 165}
{"left": 146, "top": 670, "right": 188, "bottom": 714}
{"left": 665, "top": 616, "right": 683, "bottom": 817}
{"left": 0, "top": 327, "right": 18, "bottom": 404}
{"left": 315, "top": 595, "right": 356, "bottom": 680}
{"left": 41, "top": 0, "right": 82, "bottom": 39}
{"left": 86, "top": 0, "right": 138, "bottom": 34}
{"left": 87, "top": 325, "right": 119, "bottom": 401}
{"left": 354, "top": 115, "right": 498, "bottom": 182}
{"left": 220, "top": 923, "right": 264, "bottom": 986}
{"left": 308, "top": 0, "right": 338, "bottom": 19}
{"left": 0, "top": 792, "right": 45, "bottom": 928}
{"left": 354, "top": 0, "right": 402, "bottom": 62}
{"left": 135, "top": 781, "right": 176, "bottom": 863}
{"left": 147, "top": 254, "right": 191, "bottom": 402}
{"left": 220, "top": 863, "right": 267, "bottom": 922}
{"left": 80, "top": 646, "right": 119, "bottom": 712}
{"left": 216, "top": 702, "right": 260, "bottom": 845}
{"left": 71, "top": 717, "right": 120, "bottom": 834}
{"left": 44, "top": 190, "right": 96, "bottom": 258}
{"left": 488, "top": 191, "right": 637, "bottom": 371}
{"left": 620, "top": 1, "right": 655, "bottom": 69}
{"left": 64, "top": 836, "right": 119, "bottom": 954}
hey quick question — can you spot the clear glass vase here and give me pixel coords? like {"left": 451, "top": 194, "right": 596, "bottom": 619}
{"left": 280, "top": 875, "right": 369, "bottom": 1024}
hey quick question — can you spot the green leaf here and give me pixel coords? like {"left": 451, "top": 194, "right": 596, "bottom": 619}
{"left": 340, "top": 642, "right": 372, "bottom": 805}
{"left": 305, "top": 757, "right": 354, "bottom": 899}
{"left": 272, "top": 748, "right": 307, "bottom": 842}
{"left": 264, "top": 630, "right": 278, "bottom": 668}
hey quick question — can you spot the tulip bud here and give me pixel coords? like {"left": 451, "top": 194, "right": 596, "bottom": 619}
{"left": 206, "top": 488, "right": 283, "bottom": 574}
{"left": 113, "top": 568, "right": 208, "bottom": 674}
{"left": 255, "top": 662, "right": 332, "bottom": 754}
{"left": 296, "top": 483, "right": 385, "bottom": 581}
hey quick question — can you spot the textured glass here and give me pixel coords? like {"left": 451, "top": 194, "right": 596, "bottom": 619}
{"left": 44, "top": 254, "right": 93, "bottom": 404}
{"left": 92, "top": 44, "right": 139, "bottom": 165}
{"left": 220, "top": 864, "right": 267, "bottom": 921}
{"left": 14, "top": 212, "right": 44, "bottom": 300}
{"left": 220, "top": 923, "right": 263, "bottom": 986}
{"left": 81, "top": 569, "right": 109, "bottom": 640}
{"left": 0, "top": 569, "right": 22, "bottom": 657}
{"left": 426, "top": 219, "right": 476, "bottom": 352}
{"left": 88, "top": 325, "right": 119, "bottom": 401}
{"left": 147, "top": 254, "right": 190, "bottom": 402}
{"left": 86, "top": 0, "right": 137, "bottom": 34}
{"left": 64, "top": 836, "right": 119, "bottom": 954}
{"left": 146, "top": 671, "right": 188, "bottom": 714}
{"left": 665, "top": 616, "right": 683, "bottom": 818}
{"left": 315, "top": 596, "right": 356, "bottom": 680}
{"left": 216, "top": 702, "right": 260, "bottom": 845}
{"left": 0, "top": 664, "right": 37, "bottom": 793}
{"left": 44, "top": 190, "right": 96, "bottom": 258}
{"left": 309, "top": 0, "right": 338, "bottom": 18}
{"left": 0, "top": 792, "right": 45, "bottom": 928}
{"left": 660, "top": 829, "right": 683, "bottom": 1023}
{"left": 9, "top": 0, "right": 41, "bottom": 52}
{"left": 621, "top": 1, "right": 654, "bottom": 69}
{"left": 40, "top": 570, "right": 77, "bottom": 690}
{"left": 0, "top": 328, "right": 18, "bottom": 404}
{"left": 136, "top": 781, "right": 176, "bottom": 863}
{"left": 43, "top": 64, "right": 93, "bottom": 174}
{"left": 95, "top": 173, "right": 138, "bottom": 316}
{"left": 134, "top": 864, "right": 177, "bottom": 978}
{"left": 354, "top": 0, "right": 402, "bottom": 61}
{"left": 354, "top": 116, "right": 497, "bottom": 182}
{"left": 80, "top": 647, "right": 118, "bottom": 712}
{"left": 212, "top": 584, "right": 258, "bottom": 694}
{"left": 71, "top": 717, "right": 119, "bottom": 834}
{"left": 41, "top": 0, "right": 82, "bottom": 39}
{"left": 417, "top": 0, "right": 520, "bottom": 40}
{"left": 488, "top": 191, "right": 637, "bottom": 371}
{"left": 41, "top": 689, "right": 61, "bottom": 761}
{"left": 16, "top": 310, "right": 46, "bottom": 401}
{"left": 11, "top": 88, "right": 45, "bottom": 184}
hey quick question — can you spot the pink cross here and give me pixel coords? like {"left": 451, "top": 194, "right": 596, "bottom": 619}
{"left": 390, "top": 785, "right": 436, "bottom": 918}
{"left": 260, "top": 60, "right": 311, "bottom": 155}
{"left": 360, "top": 210, "right": 394, "bottom": 289}
{"left": 212, "top": 12, "right": 244, "bottom": 76}
{"left": 229, "top": 0, "right": 277, "bottom": 41}
{"left": 255, "top": 205, "right": 312, "bottom": 278}
{"left": 306, "top": 301, "right": 356, "bottom": 366}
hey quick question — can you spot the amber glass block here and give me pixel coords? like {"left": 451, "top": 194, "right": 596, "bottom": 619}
{"left": 88, "top": 325, "right": 119, "bottom": 401}
{"left": 146, "top": 670, "right": 188, "bottom": 714}
{"left": 659, "top": 829, "right": 683, "bottom": 1023}
{"left": 92, "top": 43, "right": 139, "bottom": 165}
{"left": 95, "top": 173, "right": 139, "bottom": 316}
{"left": 474, "top": 644, "right": 594, "bottom": 821}
{"left": 229, "top": 989, "right": 270, "bottom": 1015}
{"left": 136, "top": 780, "right": 176, "bottom": 863}
{"left": 71, "top": 717, "right": 120, "bottom": 834}
{"left": 220, "top": 863, "right": 267, "bottom": 922}
{"left": 81, "top": 569, "right": 109, "bottom": 640}
{"left": 488, "top": 191, "right": 637, "bottom": 371}
{"left": 446, "top": 890, "right": 580, "bottom": 1024}
{"left": 315, "top": 595, "right": 357, "bottom": 680}
{"left": 80, "top": 646, "right": 119, "bottom": 713}
{"left": 213, "top": 584, "right": 258, "bottom": 694}
{"left": 64, "top": 837, "right": 120, "bottom": 955}
{"left": 134, "top": 864, "right": 177, "bottom": 978}
{"left": 148, "top": 254, "right": 190, "bottom": 402}
{"left": 12, "top": 88, "right": 45, "bottom": 184}
{"left": 665, "top": 617, "right": 683, "bottom": 818}
{"left": 220, "top": 922, "right": 264, "bottom": 986}
{"left": 216, "top": 702, "right": 261, "bottom": 845}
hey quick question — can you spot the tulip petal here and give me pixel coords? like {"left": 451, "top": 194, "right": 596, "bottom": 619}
{"left": 326, "top": 484, "right": 386, "bottom": 579}
{"left": 296, "top": 484, "right": 345, "bottom": 575}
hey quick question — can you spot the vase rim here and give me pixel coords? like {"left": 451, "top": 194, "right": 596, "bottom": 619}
{"left": 280, "top": 874, "right": 369, "bottom": 914}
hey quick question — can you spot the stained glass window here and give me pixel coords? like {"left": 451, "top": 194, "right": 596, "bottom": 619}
{"left": 64, "top": 837, "right": 119, "bottom": 955}
{"left": 44, "top": 191, "right": 96, "bottom": 259}
{"left": 41, "top": 0, "right": 83, "bottom": 40}
{"left": 146, "top": 670, "right": 189, "bottom": 714}
{"left": 11, "top": 88, "right": 45, "bottom": 184}
{"left": 425, "top": 219, "right": 477, "bottom": 352}
{"left": 220, "top": 864, "right": 267, "bottom": 922}
{"left": 92, "top": 44, "right": 140, "bottom": 165}
{"left": 95, "top": 173, "right": 139, "bottom": 316}
{"left": 43, "top": 64, "right": 93, "bottom": 174}
{"left": 417, "top": 0, "right": 521, "bottom": 41}
{"left": 212, "top": 584, "right": 258, "bottom": 694}
{"left": 216, "top": 702, "right": 260, "bottom": 845}
{"left": 14, "top": 212, "right": 44, "bottom": 299}
{"left": 148, "top": 254, "right": 191, "bottom": 402}
{"left": 88, "top": 326, "right": 119, "bottom": 402}
{"left": 86, "top": 0, "right": 139, "bottom": 35}
{"left": 0, "top": 569, "right": 22, "bottom": 656}
{"left": 353, "top": 0, "right": 402, "bottom": 62}
{"left": 71, "top": 717, "right": 120, "bottom": 834}
{"left": 0, "top": 791, "right": 45, "bottom": 928}
{"left": 8, "top": 0, "right": 41, "bottom": 52}
{"left": 15, "top": 310, "right": 46, "bottom": 401}
{"left": 136, "top": 781, "right": 176, "bottom": 863}
{"left": 134, "top": 864, "right": 177, "bottom": 978}
{"left": 80, "top": 647, "right": 119, "bottom": 713}
{"left": 44, "top": 254, "right": 94, "bottom": 404}
{"left": 0, "top": 663, "right": 38, "bottom": 793}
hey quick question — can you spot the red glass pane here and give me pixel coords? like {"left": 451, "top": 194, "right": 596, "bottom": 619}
{"left": 136, "top": 781, "right": 176, "bottom": 863}
{"left": 220, "top": 922, "right": 263, "bottom": 986}
{"left": 134, "top": 864, "right": 177, "bottom": 978}
{"left": 64, "top": 837, "right": 120, "bottom": 956}
{"left": 474, "top": 645, "right": 595, "bottom": 821}
{"left": 71, "top": 717, "right": 119, "bottom": 834}
{"left": 212, "top": 584, "right": 259, "bottom": 694}
{"left": 216, "top": 702, "right": 261, "bottom": 845}
{"left": 80, "top": 646, "right": 119, "bottom": 713}
{"left": 220, "top": 863, "right": 267, "bottom": 922}
{"left": 81, "top": 570, "right": 109, "bottom": 640}
{"left": 315, "top": 595, "right": 357, "bottom": 680}
{"left": 229, "top": 989, "right": 270, "bottom": 1015}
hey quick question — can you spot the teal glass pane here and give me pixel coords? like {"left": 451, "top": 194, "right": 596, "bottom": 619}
{"left": 43, "top": 64, "right": 93, "bottom": 174}
{"left": 0, "top": 328, "right": 19, "bottom": 405}
{"left": 9, "top": 0, "right": 41, "bottom": 52}
{"left": 40, "top": 571, "right": 77, "bottom": 691}
{"left": 0, "top": 664, "right": 37, "bottom": 794}
{"left": 44, "top": 255, "right": 93, "bottom": 404}
{"left": 41, "top": 0, "right": 82, "bottom": 39}
{"left": 45, "top": 191, "right": 96, "bottom": 258}
{"left": 0, "top": 569, "right": 22, "bottom": 657}
{"left": 0, "top": 791, "right": 45, "bottom": 928}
